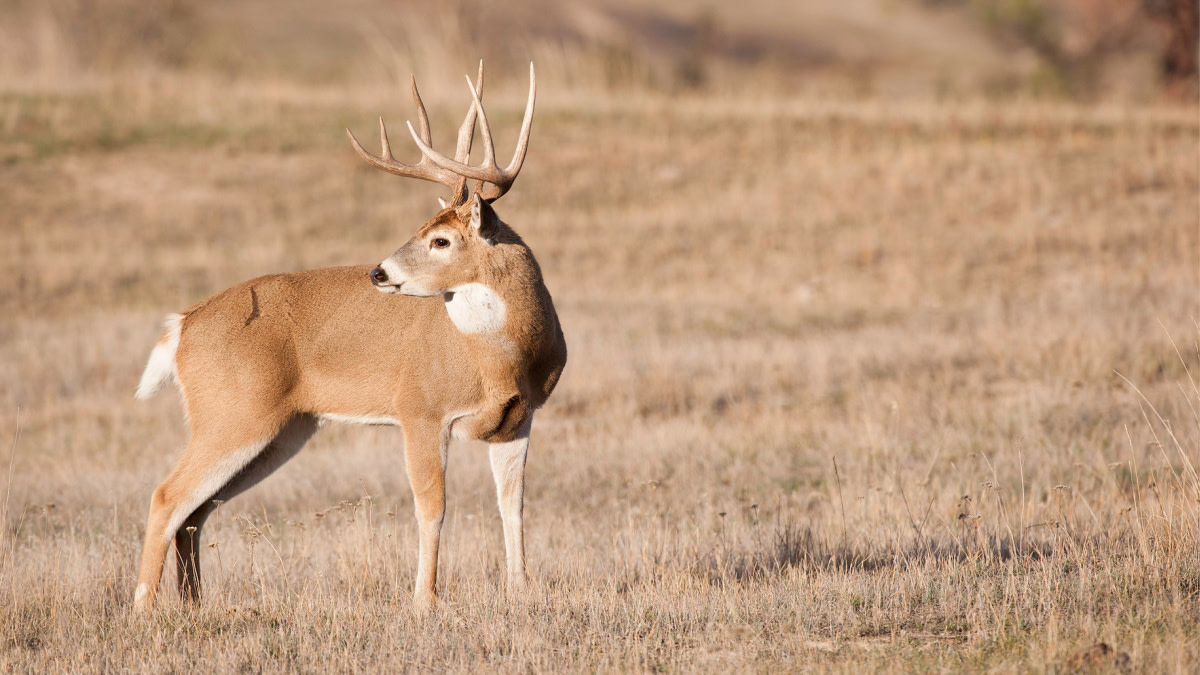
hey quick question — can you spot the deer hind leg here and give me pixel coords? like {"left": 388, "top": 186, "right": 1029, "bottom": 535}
{"left": 135, "top": 436, "right": 269, "bottom": 613}
{"left": 173, "top": 499, "right": 217, "bottom": 604}
{"left": 489, "top": 415, "right": 532, "bottom": 593}
{"left": 402, "top": 419, "right": 448, "bottom": 613}
{"left": 134, "top": 414, "right": 313, "bottom": 613}
{"left": 172, "top": 415, "right": 319, "bottom": 604}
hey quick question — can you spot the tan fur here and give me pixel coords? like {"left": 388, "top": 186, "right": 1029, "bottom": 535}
{"left": 134, "top": 66, "right": 565, "bottom": 614}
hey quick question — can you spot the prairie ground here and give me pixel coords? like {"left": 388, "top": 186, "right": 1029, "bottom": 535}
{"left": 0, "top": 72, "right": 1197, "bottom": 671}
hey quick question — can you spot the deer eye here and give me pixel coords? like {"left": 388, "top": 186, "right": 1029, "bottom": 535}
{"left": 432, "top": 237, "right": 451, "bottom": 249}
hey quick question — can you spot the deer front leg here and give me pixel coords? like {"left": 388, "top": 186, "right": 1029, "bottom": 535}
{"left": 489, "top": 415, "right": 532, "bottom": 593}
{"left": 403, "top": 419, "right": 447, "bottom": 613}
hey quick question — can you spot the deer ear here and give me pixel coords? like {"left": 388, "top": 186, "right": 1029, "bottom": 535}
{"left": 469, "top": 192, "right": 499, "bottom": 244}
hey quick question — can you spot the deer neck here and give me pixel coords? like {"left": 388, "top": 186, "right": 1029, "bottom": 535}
{"left": 442, "top": 242, "right": 551, "bottom": 359}
{"left": 443, "top": 283, "right": 508, "bottom": 335}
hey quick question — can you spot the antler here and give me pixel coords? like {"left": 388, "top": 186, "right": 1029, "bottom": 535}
{"left": 346, "top": 61, "right": 486, "bottom": 207}
{"left": 406, "top": 62, "right": 536, "bottom": 203}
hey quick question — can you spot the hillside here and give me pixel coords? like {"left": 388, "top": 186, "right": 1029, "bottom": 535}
{"left": 0, "top": 0, "right": 1178, "bottom": 99}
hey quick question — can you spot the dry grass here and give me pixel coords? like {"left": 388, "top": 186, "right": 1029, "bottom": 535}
{"left": 0, "top": 42, "right": 1197, "bottom": 673}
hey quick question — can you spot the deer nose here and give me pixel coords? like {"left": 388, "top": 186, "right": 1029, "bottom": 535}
{"left": 370, "top": 266, "right": 389, "bottom": 285}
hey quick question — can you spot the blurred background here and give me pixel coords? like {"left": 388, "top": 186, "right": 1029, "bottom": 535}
{"left": 0, "top": 0, "right": 1195, "bottom": 100}
{"left": 0, "top": 1, "right": 1197, "bottom": 671}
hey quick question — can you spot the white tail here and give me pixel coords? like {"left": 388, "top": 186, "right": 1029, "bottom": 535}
{"left": 134, "top": 313, "right": 183, "bottom": 400}
{"left": 133, "top": 63, "right": 566, "bottom": 614}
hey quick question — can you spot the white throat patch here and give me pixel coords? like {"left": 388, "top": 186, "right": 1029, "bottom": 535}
{"left": 444, "top": 283, "right": 507, "bottom": 334}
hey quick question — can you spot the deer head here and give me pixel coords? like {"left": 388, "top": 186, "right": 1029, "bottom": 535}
{"left": 346, "top": 62, "right": 535, "bottom": 298}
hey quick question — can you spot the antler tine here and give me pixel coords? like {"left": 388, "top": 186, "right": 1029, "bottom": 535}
{"left": 410, "top": 75, "right": 432, "bottom": 146}
{"left": 444, "top": 61, "right": 485, "bottom": 208}
{"left": 464, "top": 71, "right": 495, "bottom": 169}
{"left": 505, "top": 62, "right": 537, "bottom": 177}
{"left": 453, "top": 60, "right": 484, "bottom": 164}
{"left": 347, "top": 123, "right": 435, "bottom": 178}
{"left": 406, "top": 62, "right": 536, "bottom": 202}
{"left": 347, "top": 118, "right": 461, "bottom": 187}
{"left": 345, "top": 125, "right": 388, "bottom": 169}
{"left": 377, "top": 117, "right": 393, "bottom": 160}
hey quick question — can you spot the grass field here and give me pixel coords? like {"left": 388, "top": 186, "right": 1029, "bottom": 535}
{"left": 1, "top": 15, "right": 1198, "bottom": 671}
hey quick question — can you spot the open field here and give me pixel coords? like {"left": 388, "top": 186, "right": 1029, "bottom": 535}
{"left": 1, "top": 40, "right": 1198, "bottom": 674}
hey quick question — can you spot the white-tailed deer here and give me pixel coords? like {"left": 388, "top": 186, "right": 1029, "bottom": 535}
{"left": 132, "top": 63, "right": 566, "bottom": 613}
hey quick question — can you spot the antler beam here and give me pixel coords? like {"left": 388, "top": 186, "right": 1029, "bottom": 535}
{"left": 346, "top": 61, "right": 487, "bottom": 207}
{"left": 406, "top": 62, "right": 536, "bottom": 203}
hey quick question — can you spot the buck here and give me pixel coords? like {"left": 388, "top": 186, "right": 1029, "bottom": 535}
{"left": 132, "top": 63, "right": 566, "bottom": 613}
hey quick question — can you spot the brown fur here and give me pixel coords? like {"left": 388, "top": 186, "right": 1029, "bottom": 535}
{"left": 134, "top": 202, "right": 566, "bottom": 613}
